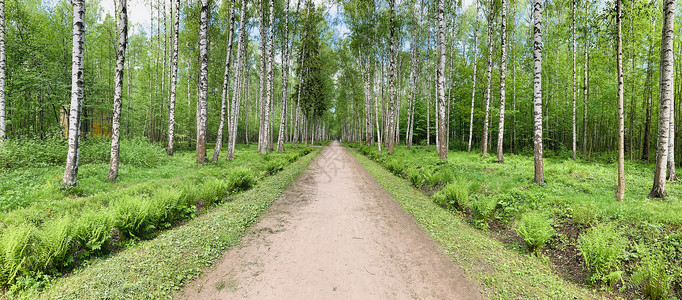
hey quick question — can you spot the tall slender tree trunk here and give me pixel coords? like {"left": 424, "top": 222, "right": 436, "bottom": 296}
{"left": 107, "top": 0, "right": 128, "bottom": 182}
{"left": 264, "top": 0, "right": 274, "bottom": 151}
{"left": 482, "top": 0, "right": 493, "bottom": 156}
{"left": 228, "top": 0, "right": 248, "bottom": 160}
{"left": 277, "top": 0, "right": 291, "bottom": 151}
{"left": 213, "top": 0, "right": 236, "bottom": 162}
{"left": 386, "top": 0, "right": 397, "bottom": 154}
{"left": 436, "top": 0, "right": 447, "bottom": 159}
{"left": 649, "top": 0, "right": 675, "bottom": 198}
{"left": 63, "top": 0, "right": 86, "bottom": 187}
{"left": 571, "top": 0, "right": 576, "bottom": 160}
{"left": 375, "top": 59, "right": 382, "bottom": 153}
{"left": 583, "top": 5, "right": 588, "bottom": 158}
{"left": 642, "top": 17, "right": 655, "bottom": 162}
{"left": 196, "top": 0, "right": 209, "bottom": 164}
{"left": 167, "top": 0, "right": 180, "bottom": 155}
{"left": 0, "top": 0, "right": 5, "bottom": 142}
{"left": 467, "top": 0, "right": 480, "bottom": 153}
{"left": 258, "top": 0, "right": 267, "bottom": 154}
{"left": 668, "top": 96, "right": 679, "bottom": 180}
{"left": 532, "top": 0, "right": 544, "bottom": 184}
{"left": 497, "top": 0, "right": 507, "bottom": 163}
{"left": 616, "top": 0, "right": 625, "bottom": 200}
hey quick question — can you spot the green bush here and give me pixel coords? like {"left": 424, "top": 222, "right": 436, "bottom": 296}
{"left": 226, "top": 167, "right": 256, "bottom": 194}
{"left": 631, "top": 243, "right": 674, "bottom": 299}
{"left": 301, "top": 147, "right": 312, "bottom": 155}
{"left": 470, "top": 196, "right": 497, "bottom": 229}
{"left": 74, "top": 209, "right": 114, "bottom": 252}
{"left": 33, "top": 217, "right": 74, "bottom": 272}
{"left": 407, "top": 168, "right": 424, "bottom": 188}
{"left": 426, "top": 170, "right": 453, "bottom": 188}
{"left": 0, "top": 224, "right": 34, "bottom": 285}
{"left": 515, "top": 212, "right": 555, "bottom": 254}
{"left": 198, "top": 178, "right": 228, "bottom": 207}
{"left": 385, "top": 159, "right": 405, "bottom": 177}
{"left": 148, "top": 189, "right": 183, "bottom": 228}
{"left": 577, "top": 223, "right": 628, "bottom": 285}
{"left": 265, "top": 159, "right": 286, "bottom": 176}
{"left": 111, "top": 196, "right": 153, "bottom": 239}
{"left": 572, "top": 203, "right": 597, "bottom": 228}
{"left": 432, "top": 178, "right": 470, "bottom": 211}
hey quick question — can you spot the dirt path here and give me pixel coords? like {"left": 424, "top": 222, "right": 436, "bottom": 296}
{"left": 180, "top": 142, "right": 484, "bottom": 299}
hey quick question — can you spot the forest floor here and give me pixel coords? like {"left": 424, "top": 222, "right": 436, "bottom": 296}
{"left": 180, "top": 141, "right": 484, "bottom": 299}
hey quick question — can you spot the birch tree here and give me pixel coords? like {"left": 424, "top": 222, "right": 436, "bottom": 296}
{"left": 167, "top": 0, "right": 180, "bottom": 156}
{"left": 571, "top": 0, "right": 577, "bottom": 160}
{"left": 228, "top": 0, "right": 249, "bottom": 161}
{"left": 213, "top": 0, "right": 236, "bottom": 162}
{"left": 386, "top": 0, "right": 397, "bottom": 154}
{"left": 496, "top": 0, "right": 507, "bottom": 163}
{"left": 63, "top": 0, "right": 86, "bottom": 187}
{"left": 276, "top": 0, "right": 291, "bottom": 151}
{"left": 196, "top": 0, "right": 210, "bottom": 164}
{"left": 649, "top": 0, "right": 674, "bottom": 198}
{"left": 266, "top": 0, "right": 275, "bottom": 151}
{"left": 467, "top": 0, "right": 480, "bottom": 153}
{"left": 107, "top": 0, "right": 128, "bottom": 182}
{"left": 481, "top": 0, "right": 494, "bottom": 155}
{"left": 532, "top": 0, "right": 543, "bottom": 184}
{"left": 436, "top": 0, "right": 447, "bottom": 159}
{"left": 0, "top": 0, "right": 4, "bottom": 142}
{"left": 616, "top": 0, "right": 625, "bottom": 200}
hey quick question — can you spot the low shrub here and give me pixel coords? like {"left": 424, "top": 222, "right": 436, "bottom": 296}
{"left": 631, "top": 243, "right": 674, "bottom": 300}
{"left": 572, "top": 203, "right": 597, "bottom": 228}
{"left": 470, "top": 196, "right": 497, "bottom": 229}
{"left": 515, "top": 212, "right": 555, "bottom": 254}
{"left": 407, "top": 168, "right": 424, "bottom": 188}
{"left": 433, "top": 178, "right": 470, "bottom": 211}
{"left": 33, "top": 217, "right": 74, "bottom": 272}
{"left": 385, "top": 159, "right": 405, "bottom": 177}
{"left": 74, "top": 209, "right": 114, "bottom": 252}
{"left": 265, "top": 159, "right": 286, "bottom": 176}
{"left": 148, "top": 189, "right": 183, "bottom": 228}
{"left": 226, "top": 167, "right": 256, "bottom": 194}
{"left": 426, "top": 170, "right": 453, "bottom": 188}
{"left": 301, "top": 147, "right": 312, "bottom": 156}
{"left": 0, "top": 224, "right": 34, "bottom": 285}
{"left": 198, "top": 178, "right": 228, "bottom": 207}
{"left": 111, "top": 196, "right": 153, "bottom": 239}
{"left": 577, "top": 223, "right": 628, "bottom": 285}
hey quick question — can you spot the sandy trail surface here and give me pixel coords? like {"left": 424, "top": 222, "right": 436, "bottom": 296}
{"left": 180, "top": 141, "right": 484, "bottom": 299}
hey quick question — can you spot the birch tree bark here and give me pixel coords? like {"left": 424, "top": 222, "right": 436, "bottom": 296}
{"left": 196, "top": 0, "right": 210, "bottom": 164}
{"left": 63, "top": 0, "right": 86, "bottom": 187}
{"left": 277, "top": 0, "right": 291, "bottom": 151}
{"left": 571, "top": 0, "right": 576, "bottom": 160}
{"left": 228, "top": 0, "right": 249, "bottom": 160}
{"left": 649, "top": 0, "right": 674, "bottom": 198}
{"left": 407, "top": 4, "right": 422, "bottom": 150}
{"left": 583, "top": 3, "right": 589, "bottom": 158}
{"left": 213, "top": 0, "right": 236, "bottom": 162}
{"left": 667, "top": 98, "right": 678, "bottom": 180}
{"left": 167, "top": 0, "right": 180, "bottom": 156}
{"left": 386, "top": 0, "right": 397, "bottom": 154}
{"left": 267, "top": 0, "right": 275, "bottom": 152}
{"left": 0, "top": 0, "right": 5, "bottom": 142}
{"left": 532, "top": 0, "right": 544, "bottom": 184}
{"left": 641, "top": 16, "right": 655, "bottom": 162}
{"left": 496, "top": 0, "right": 507, "bottom": 163}
{"left": 107, "top": 0, "right": 128, "bottom": 182}
{"left": 467, "top": 0, "right": 480, "bottom": 153}
{"left": 616, "top": 0, "right": 625, "bottom": 200}
{"left": 436, "top": 0, "right": 447, "bottom": 159}
{"left": 481, "top": 0, "right": 493, "bottom": 156}
{"left": 258, "top": 0, "right": 267, "bottom": 154}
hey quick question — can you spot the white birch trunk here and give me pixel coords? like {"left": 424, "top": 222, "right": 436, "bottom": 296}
{"left": 213, "top": 0, "right": 236, "bottom": 162}
{"left": 0, "top": 0, "right": 5, "bottom": 142}
{"left": 482, "top": 0, "right": 493, "bottom": 156}
{"left": 63, "top": 0, "right": 86, "bottom": 187}
{"left": 386, "top": 0, "right": 397, "bottom": 154}
{"left": 616, "top": 0, "right": 625, "bottom": 200}
{"left": 228, "top": 0, "right": 248, "bottom": 160}
{"left": 167, "top": 0, "right": 180, "bottom": 156}
{"left": 496, "top": 0, "right": 507, "bottom": 163}
{"left": 196, "top": 0, "right": 209, "bottom": 164}
{"left": 276, "top": 0, "right": 291, "bottom": 151}
{"left": 436, "top": 0, "right": 447, "bottom": 159}
{"left": 532, "top": 0, "right": 544, "bottom": 184}
{"left": 467, "top": 0, "right": 480, "bottom": 153}
{"left": 107, "top": 0, "right": 128, "bottom": 182}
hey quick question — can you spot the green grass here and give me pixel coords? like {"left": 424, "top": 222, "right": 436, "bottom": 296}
{"left": 351, "top": 149, "right": 595, "bottom": 299}
{"left": 0, "top": 141, "right": 315, "bottom": 293}
{"left": 351, "top": 144, "right": 682, "bottom": 298}
{"left": 7, "top": 147, "right": 320, "bottom": 299}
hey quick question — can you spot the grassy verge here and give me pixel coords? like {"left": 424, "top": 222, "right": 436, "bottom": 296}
{"left": 8, "top": 147, "right": 320, "bottom": 299}
{"left": 350, "top": 143, "right": 682, "bottom": 298}
{"left": 350, "top": 149, "right": 596, "bottom": 299}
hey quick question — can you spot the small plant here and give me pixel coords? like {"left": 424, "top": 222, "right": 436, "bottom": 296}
{"left": 74, "top": 209, "right": 114, "bottom": 252}
{"left": 631, "top": 243, "right": 674, "bottom": 299}
{"left": 198, "top": 178, "right": 228, "bottom": 207}
{"left": 470, "top": 196, "right": 497, "bottom": 229}
{"left": 572, "top": 203, "right": 597, "bottom": 228}
{"left": 385, "top": 159, "right": 405, "bottom": 177}
{"left": 426, "top": 171, "right": 452, "bottom": 188}
{"left": 0, "top": 224, "right": 34, "bottom": 285}
{"left": 407, "top": 169, "right": 424, "bottom": 188}
{"left": 34, "top": 217, "right": 74, "bottom": 271}
{"left": 432, "top": 178, "right": 470, "bottom": 211}
{"left": 265, "top": 159, "right": 286, "bottom": 176}
{"left": 111, "top": 195, "right": 153, "bottom": 239}
{"left": 226, "top": 167, "right": 256, "bottom": 194}
{"left": 577, "top": 222, "right": 627, "bottom": 285}
{"left": 515, "top": 212, "right": 555, "bottom": 254}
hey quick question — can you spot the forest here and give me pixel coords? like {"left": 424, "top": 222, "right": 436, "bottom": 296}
{"left": 0, "top": 0, "right": 681, "bottom": 298}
